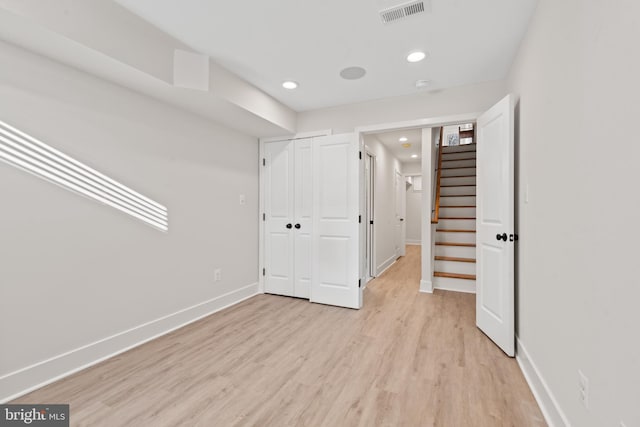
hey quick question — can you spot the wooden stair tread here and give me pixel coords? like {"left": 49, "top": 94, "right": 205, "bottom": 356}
{"left": 434, "top": 272, "right": 476, "bottom": 280}
{"left": 440, "top": 184, "right": 476, "bottom": 187}
{"left": 440, "top": 194, "right": 476, "bottom": 197}
{"left": 435, "top": 256, "right": 476, "bottom": 263}
{"left": 441, "top": 157, "right": 476, "bottom": 162}
{"left": 440, "top": 205, "right": 476, "bottom": 208}
{"left": 441, "top": 174, "right": 476, "bottom": 178}
{"left": 436, "top": 229, "right": 476, "bottom": 233}
{"left": 435, "top": 242, "right": 476, "bottom": 247}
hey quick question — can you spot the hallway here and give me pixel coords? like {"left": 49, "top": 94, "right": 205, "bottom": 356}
{"left": 14, "top": 245, "right": 544, "bottom": 426}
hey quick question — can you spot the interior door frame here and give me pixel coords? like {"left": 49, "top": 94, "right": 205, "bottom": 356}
{"left": 394, "top": 168, "right": 406, "bottom": 258}
{"left": 258, "top": 130, "right": 332, "bottom": 294}
{"left": 364, "top": 148, "right": 376, "bottom": 283}
{"left": 354, "top": 113, "right": 480, "bottom": 296}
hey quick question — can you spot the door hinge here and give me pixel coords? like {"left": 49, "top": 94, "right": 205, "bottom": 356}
{"left": 359, "top": 151, "right": 362, "bottom": 160}
{"left": 262, "top": 268, "right": 266, "bottom": 276}
{"left": 263, "top": 213, "right": 266, "bottom": 221}
{"left": 262, "top": 158, "right": 266, "bottom": 166}
{"left": 358, "top": 278, "right": 361, "bottom": 288}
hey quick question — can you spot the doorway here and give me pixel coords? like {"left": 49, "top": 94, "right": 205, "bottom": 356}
{"left": 364, "top": 151, "right": 375, "bottom": 281}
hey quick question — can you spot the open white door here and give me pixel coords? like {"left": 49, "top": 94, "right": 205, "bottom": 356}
{"left": 476, "top": 94, "right": 516, "bottom": 357}
{"left": 311, "top": 133, "right": 361, "bottom": 309}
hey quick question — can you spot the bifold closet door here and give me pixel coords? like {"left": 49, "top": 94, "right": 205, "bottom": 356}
{"left": 311, "top": 134, "right": 361, "bottom": 309}
{"left": 293, "top": 138, "right": 313, "bottom": 299}
{"left": 264, "top": 138, "right": 313, "bottom": 299}
{"left": 264, "top": 140, "right": 295, "bottom": 296}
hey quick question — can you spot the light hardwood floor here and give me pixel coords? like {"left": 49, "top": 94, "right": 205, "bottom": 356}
{"left": 13, "top": 245, "right": 545, "bottom": 426}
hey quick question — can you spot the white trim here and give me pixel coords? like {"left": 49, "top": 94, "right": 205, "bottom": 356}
{"left": 0, "top": 282, "right": 259, "bottom": 403}
{"left": 434, "top": 277, "right": 476, "bottom": 294}
{"left": 355, "top": 113, "right": 480, "bottom": 135}
{"left": 419, "top": 279, "right": 433, "bottom": 293}
{"left": 516, "top": 338, "right": 570, "bottom": 427}
{"left": 259, "top": 129, "right": 332, "bottom": 144}
{"left": 258, "top": 141, "right": 265, "bottom": 294}
{"left": 406, "top": 240, "right": 422, "bottom": 245}
{"left": 376, "top": 255, "right": 397, "bottom": 277}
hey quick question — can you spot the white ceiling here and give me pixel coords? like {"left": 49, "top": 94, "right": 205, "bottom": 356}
{"left": 115, "top": 0, "right": 537, "bottom": 112}
{"left": 373, "top": 128, "right": 422, "bottom": 164}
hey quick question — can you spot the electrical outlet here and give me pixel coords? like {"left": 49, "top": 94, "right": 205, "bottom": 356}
{"left": 578, "top": 370, "right": 589, "bottom": 409}
{"left": 239, "top": 194, "right": 246, "bottom": 205}
{"left": 214, "top": 269, "right": 222, "bottom": 282}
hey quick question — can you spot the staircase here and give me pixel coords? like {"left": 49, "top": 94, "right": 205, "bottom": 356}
{"left": 433, "top": 138, "right": 477, "bottom": 293}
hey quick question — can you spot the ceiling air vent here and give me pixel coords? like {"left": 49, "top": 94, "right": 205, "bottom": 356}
{"left": 380, "top": 1, "right": 426, "bottom": 24}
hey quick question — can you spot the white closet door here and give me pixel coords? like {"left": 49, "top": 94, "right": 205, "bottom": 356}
{"left": 264, "top": 140, "right": 294, "bottom": 296}
{"left": 293, "top": 138, "right": 313, "bottom": 299}
{"left": 311, "top": 134, "right": 361, "bottom": 309}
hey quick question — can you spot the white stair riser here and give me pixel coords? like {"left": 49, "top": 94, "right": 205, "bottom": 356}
{"left": 437, "top": 219, "right": 476, "bottom": 229}
{"left": 439, "top": 195, "right": 475, "bottom": 206}
{"left": 435, "top": 245, "right": 476, "bottom": 258}
{"left": 441, "top": 159, "right": 476, "bottom": 169}
{"left": 435, "top": 260, "right": 476, "bottom": 275}
{"left": 433, "top": 276, "right": 476, "bottom": 293}
{"left": 436, "top": 231, "right": 476, "bottom": 244}
{"left": 441, "top": 151, "right": 476, "bottom": 161}
{"left": 439, "top": 206, "right": 476, "bottom": 217}
{"left": 442, "top": 144, "right": 476, "bottom": 154}
{"left": 440, "top": 176, "right": 476, "bottom": 186}
{"left": 441, "top": 167, "right": 476, "bottom": 178}
{"left": 440, "top": 186, "right": 476, "bottom": 196}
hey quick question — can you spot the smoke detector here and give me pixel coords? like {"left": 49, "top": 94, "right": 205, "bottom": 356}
{"left": 379, "top": 1, "right": 429, "bottom": 24}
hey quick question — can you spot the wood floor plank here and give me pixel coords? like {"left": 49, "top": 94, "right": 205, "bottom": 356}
{"left": 12, "top": 246, "right": 545, "bottom": 427}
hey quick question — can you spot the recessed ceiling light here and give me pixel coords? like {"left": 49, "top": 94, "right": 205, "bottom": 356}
{"left": 340, "top": 66, "right": 367, "bottom": 80}
{"left": 282, "top": 81, "right": 298, "bottom": 90}
{"left": 407, "top": 51, "right": 427, "bottom": 63}
{"left": 411, "top": 154, "right": 418, "bottom": 158}
{"left": 399, "top": 137, "right": 408, "bottom": 142}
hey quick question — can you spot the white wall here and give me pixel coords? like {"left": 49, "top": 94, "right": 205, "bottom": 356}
{"left": 403, "top": 163, "right": 422, "bottom": 245}
{"left": 509, "top": 1, "right": 640, "bottom": 426}
{"left": 364, "top": 136, "right": 402, "bottom": 274}
{"left": 0, "top": 41, "right": 259, "bottom": 401}
{"left": 297, "top": 80, "right": 506, "bottom": 133}
{"left": 404, "top": 181, "right": 422, "bottom": 244}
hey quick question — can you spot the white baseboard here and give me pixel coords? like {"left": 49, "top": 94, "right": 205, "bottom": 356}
{"left": 419, "top": 279, "right": 433, "bottom": 293}
{"left": 376, "top": 255, "right": 397, "bottom": 277}
{"left": 0, "top": 282, "right": 259, "bottom": 403}
{"left": 516, "top": 338, "right": 570, "bottom": 427}
{"left": 433, "top": 277, "right": 476, "bottom": 294}
{"left": 405, "top": 240, "right": 421, "bottom": 245}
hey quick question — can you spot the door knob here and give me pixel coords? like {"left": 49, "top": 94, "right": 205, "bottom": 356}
{"left": 295, "top": 223, "right": 301, "bottom": 229}
{"left": 400, "top": 218, "right": 404, "bottom": 221}
{"left": 496, "top": 233, "right": 507, "bottom": 241}
{"left": 286, "top": 223, "right": 292, "bottom": 229}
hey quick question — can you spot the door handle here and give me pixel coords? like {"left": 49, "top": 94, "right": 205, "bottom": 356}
{"left": 295, "top": 223, "right": 301, "bottom": 229}
{"left": 496, "top": 233, "right": 507, "bottom": 241}
{"left": 400, "top": 218, "right": 404, "bottom": 221}
{"left": 286, "top": 223, "right": 292, "bottom": 229}
{"left": 509, "top": 233, "right": 519, "bottom": 242}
